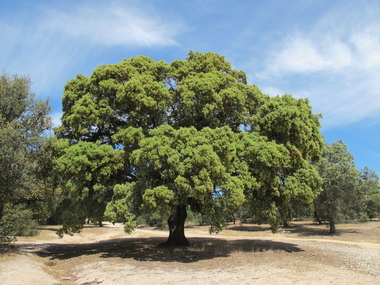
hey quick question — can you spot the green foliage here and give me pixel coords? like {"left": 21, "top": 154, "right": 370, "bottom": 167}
{"left": 288, "top": 198, "right": 313, "bottom": 220}
{"left": 0, "top": 205, "right": 38, "bottom": 244}
{"left": 169, "top": 51, "right": 255, "bottom": 131}
{"left": 18, "top": 136, "right": 65, "bottom": 225}
{"left": 366, "top": 193, "right": 380, "bottom": 220}
{"left": 55, "top": 56, "right": 171, "bottom": 143}
{"left": 55, "top": 51, "right": 323, "bottom": 242}
{"left": 360, "top": 167, "right": 380, "bottom": 220}
{"left": 54, "top": 140, "right": 125, "bottom": 235}
{"left": 107, "top": 125, "right": 255, "bottom": 234}
{"left": 0, "top": 70, "right": 51, "bottom": 241}
{"left": 251, "top": 95, "right": 322, "bottom": 161}
{"left": 186, "top": 206, "right": 203, "bottom": 225}
{"left": 104, "top": 183, "right": 138, "bottom": 233}
{"left": 241, "top": 127, "right": 322, "bottom": 230}
{"left": 314, "top": 140, "right": 367, "bottom": 233}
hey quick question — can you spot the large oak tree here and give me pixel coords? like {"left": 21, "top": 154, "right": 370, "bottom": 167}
{"left": 55, "top": 51, "right": 323, "bottom": 245}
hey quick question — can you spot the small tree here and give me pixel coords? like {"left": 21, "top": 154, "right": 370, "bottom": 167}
{"left": 314, "top": 140, "right": 366, "bottom": 234}
{"left": 360, "top": 166, "right": 380, "bottom": 220}
{"left": 0, "top": 70, "right": 52, "bottom": 242}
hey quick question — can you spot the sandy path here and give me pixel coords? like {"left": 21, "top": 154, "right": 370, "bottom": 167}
{"left": 0, "top": 254, "right": 61, "bottom": 285}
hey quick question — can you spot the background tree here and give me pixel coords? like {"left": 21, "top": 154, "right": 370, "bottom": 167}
{"left": 55, "top": 52, "right": 323, "bottom": 245}
{"left": 360, "top": 166, "right": 380, "bottom": 220}
{"left": 11, "top": 135, "right": 65, "bottom": 226}
{"left": 0, "top": 70, "right": 52, "bottom": 242}
{"left": 314, "top": 140, "right": 366, "bottom": 234}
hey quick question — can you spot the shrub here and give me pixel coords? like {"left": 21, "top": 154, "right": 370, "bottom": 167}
{"left": 0, "top": 205, "right": 38, "bottom": 244}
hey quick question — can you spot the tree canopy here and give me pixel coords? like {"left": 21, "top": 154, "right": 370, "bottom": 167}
{"left": 0, "top": 70, "right": 52, "bottom": 242}
{"left": 360, "top": 166, "right": 380, "bottom": 220}
{"left": 314, "top": 140, "right": 367, "bottom": 233}
{"left": 55, "top": 51, "right": 324, "bottom": 245}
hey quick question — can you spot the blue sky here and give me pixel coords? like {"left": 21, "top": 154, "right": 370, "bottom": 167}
{"left": 1, "top": 0, "right": 380, "bottom": 175}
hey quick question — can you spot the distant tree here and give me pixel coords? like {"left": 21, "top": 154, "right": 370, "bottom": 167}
{"left": 30, "top": 136, "right": 65, "bottom": 225}
{"left": 55, "top": 52, "right": 323, "bottom": 245}
{"left": 0, "top": 70, "right": 52, "bottom": 242}
{"left": 288, "top": 197, "right": 314, "bottom": 221}
{"left": 314, "top": 140, "right": 366, "bottom": 234}
{"left": 360, "top": 166, "right": 380, "bottom": 220}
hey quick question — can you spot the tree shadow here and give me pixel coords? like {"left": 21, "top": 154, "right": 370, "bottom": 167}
{"left": 37, "top": 224, "right": 103, "bottom": 232}
{"left": 28, "top": 237, "right": 302, "bottom": 263}
{"left": 227, "top": 225, "right": 271, "bottom": 232}
{"left": 36, "top": 227, "right": 61, "bottom": 232}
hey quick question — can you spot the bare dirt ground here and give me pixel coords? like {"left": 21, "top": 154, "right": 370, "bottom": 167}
{"left": 1, "top": 221, "right": 380, "bottom": 285}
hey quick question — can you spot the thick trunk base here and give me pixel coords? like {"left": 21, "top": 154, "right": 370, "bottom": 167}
{"left": 329, "top": 220, "right": 336, "bottom": 234}
{"left": 160, "top": 204, "right": 190, "bottom": 247}
{"left": 314, "top": 209, "right": 322, "bottom": 225}
{"left": 159, "top": 236, "right": 190, "bottom": 247}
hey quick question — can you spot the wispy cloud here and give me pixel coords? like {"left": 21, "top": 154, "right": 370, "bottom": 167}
{"left": 0, "top": 1, "right": 181, "bottom": 99}
{"left": 260, "top": 86, "right": 286, "bottom": 97}
{"left": 42, "top": 4, "right": 179, "bottom": 47}
{"left": 350, "top": 26, "right": 380, "bottom": 69}
{"left": 266, "top": 36, "right": 352, "bottom": 75}
{"left": 260, "top": 24, "right": 380, "bottom": 77}
{"left": 367, "top": 150, "right": 380, "bottom": 159}
{"left": 257, "top": 17, "right": 380, "bottom": 128}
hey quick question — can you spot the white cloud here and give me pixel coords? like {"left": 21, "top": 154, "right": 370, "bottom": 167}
{"left": 323, "top": 40, "right": 353, "bottom": 69}
{"left": 0, "top": 2, "right": 181, "bottom": 99}
{"left": 42, "top": 4, "right": 179, "bottom": 47}
{"left": 260, "top": 86, "right": 286, "bottom": 97}
{"left": 257, "top": 24, "right": 380, "bottom": 128}
{"left": 271, "top": 37, "right": 330, "bottom": 74}
{"left": 263, "top": 35, "right": 355, "bottom": 76}
{"left": 350, "top": 26, "right": 380, "bottom": 68}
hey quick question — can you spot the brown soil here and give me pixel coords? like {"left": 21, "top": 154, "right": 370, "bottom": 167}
{"left": 1, "top": 221, "right": 380, "bottom": 284}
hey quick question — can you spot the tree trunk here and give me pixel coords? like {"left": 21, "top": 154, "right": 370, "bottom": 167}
{"left": 329, "top": 219, "right": 336, "bottom": 234}
{"left": 161, "top": 204, "right": 189, "bottom": 247}
{"left": 314, "top": 209, "right": 322, "bottom": 225}
{"left": 0, "top": 203, "right": 3, "bottom": 221}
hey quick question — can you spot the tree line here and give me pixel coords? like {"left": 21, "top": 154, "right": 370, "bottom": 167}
{"left": 1, "top": 52, "right": 379, "bottom": 245}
